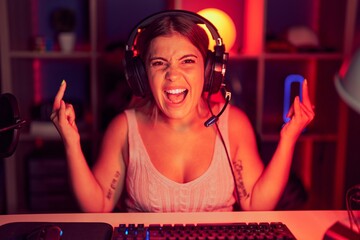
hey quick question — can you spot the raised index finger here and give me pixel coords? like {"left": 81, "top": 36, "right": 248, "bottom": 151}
{"left": 53, "top": 80, "right": 67, "bottom": 111}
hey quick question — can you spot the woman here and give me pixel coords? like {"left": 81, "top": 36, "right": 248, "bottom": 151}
{"left": 51, "top": 12, "right": 314, "bottom": 213}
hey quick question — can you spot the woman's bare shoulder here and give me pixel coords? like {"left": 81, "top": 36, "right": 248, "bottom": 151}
{"left": 228, "top": 105, "right": 253, "bottom": 127}
{"left": 109, "top": 111, "right": 128, "bottom": 126}
{"left": 227, "top": 105, "right": 258, "bottom": 148}
{"left": 103, "top": 111, "right": 129, "bottom": 142}
{"left": 97, "top": 111, "right": 129, "bottom": 165}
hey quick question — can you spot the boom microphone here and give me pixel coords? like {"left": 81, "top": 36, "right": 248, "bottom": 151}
{"left": 204, "top": 88, "right": 231, "bottom": 127}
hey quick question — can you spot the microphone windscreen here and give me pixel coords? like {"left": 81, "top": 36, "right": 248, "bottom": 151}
{"left": 204, "top": 115, "right": 218, "bottom": 127}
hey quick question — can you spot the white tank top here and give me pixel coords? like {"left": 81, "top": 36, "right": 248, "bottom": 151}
{"left": 123, "top": 106, "right": 236, "bottom": 212}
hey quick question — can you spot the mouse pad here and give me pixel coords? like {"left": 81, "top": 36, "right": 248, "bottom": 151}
{"left": 0, "top": 222, "right": 113, "bottom": 240}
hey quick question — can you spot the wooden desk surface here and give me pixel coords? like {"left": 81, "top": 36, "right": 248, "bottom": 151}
{"left": 0, "top": 210, "right": 358, "bottom": 240}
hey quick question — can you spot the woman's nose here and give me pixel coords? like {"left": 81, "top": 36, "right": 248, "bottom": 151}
{"left": 165, "top": 65, "right": 180, "bottom": 81}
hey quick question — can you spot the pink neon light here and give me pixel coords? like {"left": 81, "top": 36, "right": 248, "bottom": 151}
{"left": 31, "top": 0, "right": 42, "bottom": 104}
{"left": 33, "top": 59, "right": 42, "bottom": 104}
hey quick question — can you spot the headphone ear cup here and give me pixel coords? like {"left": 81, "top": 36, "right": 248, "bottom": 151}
{"left": 204, "top": 50, "right": 224, "bottom": 94}
{"left": 204, "top": 50, "right": 214, "bottom": 93}
{"left": 124, "top": 54, "right": 149, "bottom": 97}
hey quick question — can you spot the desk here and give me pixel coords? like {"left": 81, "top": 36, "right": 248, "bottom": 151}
{"left": 0, "top": 210, "right": 358, "bottom": 240}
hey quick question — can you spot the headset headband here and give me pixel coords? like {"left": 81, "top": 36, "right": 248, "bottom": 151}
{"left": 126, "top": 10, "right": 224, "bottom": 52}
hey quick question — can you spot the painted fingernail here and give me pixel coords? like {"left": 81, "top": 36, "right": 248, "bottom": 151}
{"left": 61, "top": 79, "right": 66, "bottom": 85}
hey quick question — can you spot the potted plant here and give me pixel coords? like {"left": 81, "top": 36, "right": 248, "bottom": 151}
{"left": 50, "top": 7, "right": 76, "bottom": 53}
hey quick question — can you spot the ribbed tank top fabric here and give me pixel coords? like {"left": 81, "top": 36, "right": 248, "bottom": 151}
{"left": 124, "top": 107, "right": 235, "bottom": 212}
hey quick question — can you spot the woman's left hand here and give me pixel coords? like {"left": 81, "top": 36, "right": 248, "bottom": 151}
{"left": 281, "top": 79, "right": 315, "bottom": 140}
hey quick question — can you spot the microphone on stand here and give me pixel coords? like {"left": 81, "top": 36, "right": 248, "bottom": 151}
{"left": 0, "top": 120, "right": 26, "bottom": 133}
{"left": 0, "top": 93, "right": 26, "bottom": 158}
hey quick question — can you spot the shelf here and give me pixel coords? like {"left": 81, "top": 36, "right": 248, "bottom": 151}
{"left": 19, "top": 132, "right": 92, "bottom": 142}
{"left": 18, "top": 121, "right": 92, "bottom": 141}
{"left": 260, "top": 133, "right": 338, "bottom": 142}
{"left": 9, "top": 51, "right": 93, "bottom": 59}
{"left": 263, "top": 53, "right": 344, "bottom": 60}
{"left": 230, "top": 52, "right": 344, "bottom": 60}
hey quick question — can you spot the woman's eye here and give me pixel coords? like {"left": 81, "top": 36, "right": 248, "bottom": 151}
{"left": 151, "top": 60, "right": 164, "bottom": 67}
{"left": 183, "top": 58, "right": 195, "bottom": 64}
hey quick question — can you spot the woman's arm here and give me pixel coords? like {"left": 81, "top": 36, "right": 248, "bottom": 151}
{"left": 91, "top": 114, "right": 128, "bottom": 212}
{"left": 230, "top": 79, "right": 314, "bottom": 210}
{"left": 51, "top": 81, "right": 127, "bottom": 212}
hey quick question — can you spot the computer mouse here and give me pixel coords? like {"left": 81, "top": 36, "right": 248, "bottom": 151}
{"left": 26, "top": 224, "right": 63, "bottom": 240}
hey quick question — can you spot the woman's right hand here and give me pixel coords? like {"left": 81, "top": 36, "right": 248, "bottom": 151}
{"left": 50, "top": 80, "right": 80, "bottom": 145}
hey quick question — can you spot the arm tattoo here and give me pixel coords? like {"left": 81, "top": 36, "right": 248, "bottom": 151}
{"left": 106, "top": 171, "right": 121, "bottom": 200}
{"left": 233, "top": 160, "right": 250, "bottom": 200}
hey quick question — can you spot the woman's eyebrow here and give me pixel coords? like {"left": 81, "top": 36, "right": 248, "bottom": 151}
{"left": 148, "top": 56, "right": 167, "bottom": 62}
{"left": 179, "top": 54, "right": 198, "bottom": 60}
{"left": 148, "top": 54, "right": 198, "bottom": 62}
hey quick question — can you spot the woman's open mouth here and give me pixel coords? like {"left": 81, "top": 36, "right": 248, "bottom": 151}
{"left": 165, "top": 88, "right": 188, "bottom": 104}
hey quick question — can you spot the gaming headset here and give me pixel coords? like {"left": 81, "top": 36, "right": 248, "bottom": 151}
{"left": 124, "top": 10, "right": 229, "bottom": 98}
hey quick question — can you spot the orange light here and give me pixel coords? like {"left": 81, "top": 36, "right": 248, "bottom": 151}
{"left": 197, "top": 8, "right": 236, "bottom": 52}
{"left": 243, "top": 1, "right": 264, "bottom": 54}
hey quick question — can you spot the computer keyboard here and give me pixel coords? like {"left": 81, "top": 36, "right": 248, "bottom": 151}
{"left": 112, "top": 222, "right": 297, "bottom": 239}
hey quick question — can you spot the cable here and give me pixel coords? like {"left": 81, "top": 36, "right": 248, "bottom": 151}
{"left": 205, "top": 86, "right": 242, "bottom": 210}
{"left": 214, "top": 121, "right": 242, "bottom": 210}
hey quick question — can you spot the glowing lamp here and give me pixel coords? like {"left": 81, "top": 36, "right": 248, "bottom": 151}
{"left": 197, "top": 8, "right": 237, "bottom": 51}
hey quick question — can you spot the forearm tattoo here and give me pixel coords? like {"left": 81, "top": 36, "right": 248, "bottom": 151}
{"left": 106, "top": 171, "right": 121, "bottom": 199}
{"left": 233, "top": 160, "right": 250, "bottom": 200}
